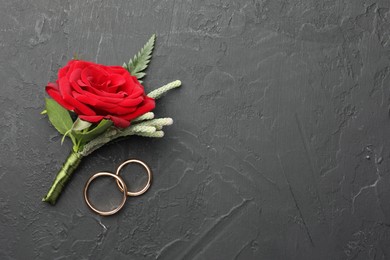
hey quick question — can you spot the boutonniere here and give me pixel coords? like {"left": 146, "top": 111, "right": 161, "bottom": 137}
{"left": 42, "top": 35, "right": 181, "bottom": 204}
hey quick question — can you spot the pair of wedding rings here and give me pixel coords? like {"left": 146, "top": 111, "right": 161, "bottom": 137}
{"left": 84, "top": 159, "right": 152, "bottom": 216}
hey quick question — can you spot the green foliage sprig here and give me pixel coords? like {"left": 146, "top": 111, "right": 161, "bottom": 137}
{"left": 123, "top": 34, "right": 156, "bottom": 82}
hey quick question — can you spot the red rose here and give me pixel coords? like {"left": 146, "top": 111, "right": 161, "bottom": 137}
{"left": 46, "top": 60, "right": 155, "bottom": 128}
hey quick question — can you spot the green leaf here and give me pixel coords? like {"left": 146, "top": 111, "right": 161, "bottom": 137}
{"left": 72, "top": 118, "right": 92, "bottom": 131}
{"left": 45, "top": 98, "right": 73, "bottom": 135}
{"left": 125, "top": 34, "right": 156, "bottom": 80}
{"left": 136, "top": 72, "right": 146, "bottom": 79}
{"left": 74, "top": 120, "right": 113, "bottom": 144}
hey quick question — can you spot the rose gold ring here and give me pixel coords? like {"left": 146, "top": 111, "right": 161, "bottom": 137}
{"left": 115, "top": 159, "right": 152, "bottom": 196}
{"left": 84, "top": 172, "right": 128, "bottom": 216}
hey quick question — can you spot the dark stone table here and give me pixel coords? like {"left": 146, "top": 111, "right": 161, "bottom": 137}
{"left": 1, "top": 0, "right": 390, "bottom": 259}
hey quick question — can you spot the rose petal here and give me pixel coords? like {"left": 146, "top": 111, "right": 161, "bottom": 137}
{"left": 107, "top": 74, "right": 125, "bottom": 90}
{"left": 58, "top": 77, "right": 72, "bottom": 96}
{"left": 69, "top": 68, "right": 82, "bottom": 83}
{"left": 119, "top": 74, "right": 139, "bottom": 94}
{"left": 82, "top": 84, "right": 128, "bottom": 98}
{"left": 123, "top": 96, "right": 155, "bottom": 121}
{"left": 127, "top": 86, "right": 144, "bottom": 98}
{"left": 73, "top": 92, "right": 118, "bottom": 110}
{"left": 62, "top": 92, "right": 96, "bottom": 116}
{"left": 105, "top": 115, "right": 130, "bottom": 128}
{"left": 81, "top": 65, "right": 109, "bottom": 90}
{"left": 111, "top": 105, "right": 138, "bottom": 115}
{"left": 58, "top": 61, "right": 72, "bottom": 78}
{"left": 46, "top": 83, "right": 74, "bottom": 111}
{"left": 70, "top": 81, "right": 85, "bottom": 94}
{"left": 79, "top": 115, "right": 104, "bottom": 123}
{"left": 78, "top": 91, "right": 128, "bottom": 104}
{"left": 118, "top": 96, "right": 144, "bottom": 107}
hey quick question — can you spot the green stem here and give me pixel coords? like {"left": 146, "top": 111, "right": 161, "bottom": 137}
{"left": 42, "top": 151, "right": 83, "bottom": 205}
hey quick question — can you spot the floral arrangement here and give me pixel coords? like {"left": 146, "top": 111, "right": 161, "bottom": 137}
{"left": 42, "top": 35, "right": 181, "bottom": 204}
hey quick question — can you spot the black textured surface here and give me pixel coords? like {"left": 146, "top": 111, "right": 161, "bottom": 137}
{"left": 1, "top": 0, "right": 390, "bottom": 259}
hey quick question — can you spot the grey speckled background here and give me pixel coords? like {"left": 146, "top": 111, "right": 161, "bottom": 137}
{"left": 1, "top": 0, "right": 390, "bottom": 259}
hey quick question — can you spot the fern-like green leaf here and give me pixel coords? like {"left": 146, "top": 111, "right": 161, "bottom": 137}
{"left": 125, "top": 34, "right": 156, "bottom": 80}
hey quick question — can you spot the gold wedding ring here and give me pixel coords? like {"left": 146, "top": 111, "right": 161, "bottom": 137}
{"left": 115, "top": 159, "right": 152, "bottom": 197}
{"left": 84, "top": 172, "right": 127, "bottom": 216}
{"left": 84, "top": 159, "right": 152, "bottom": 216}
